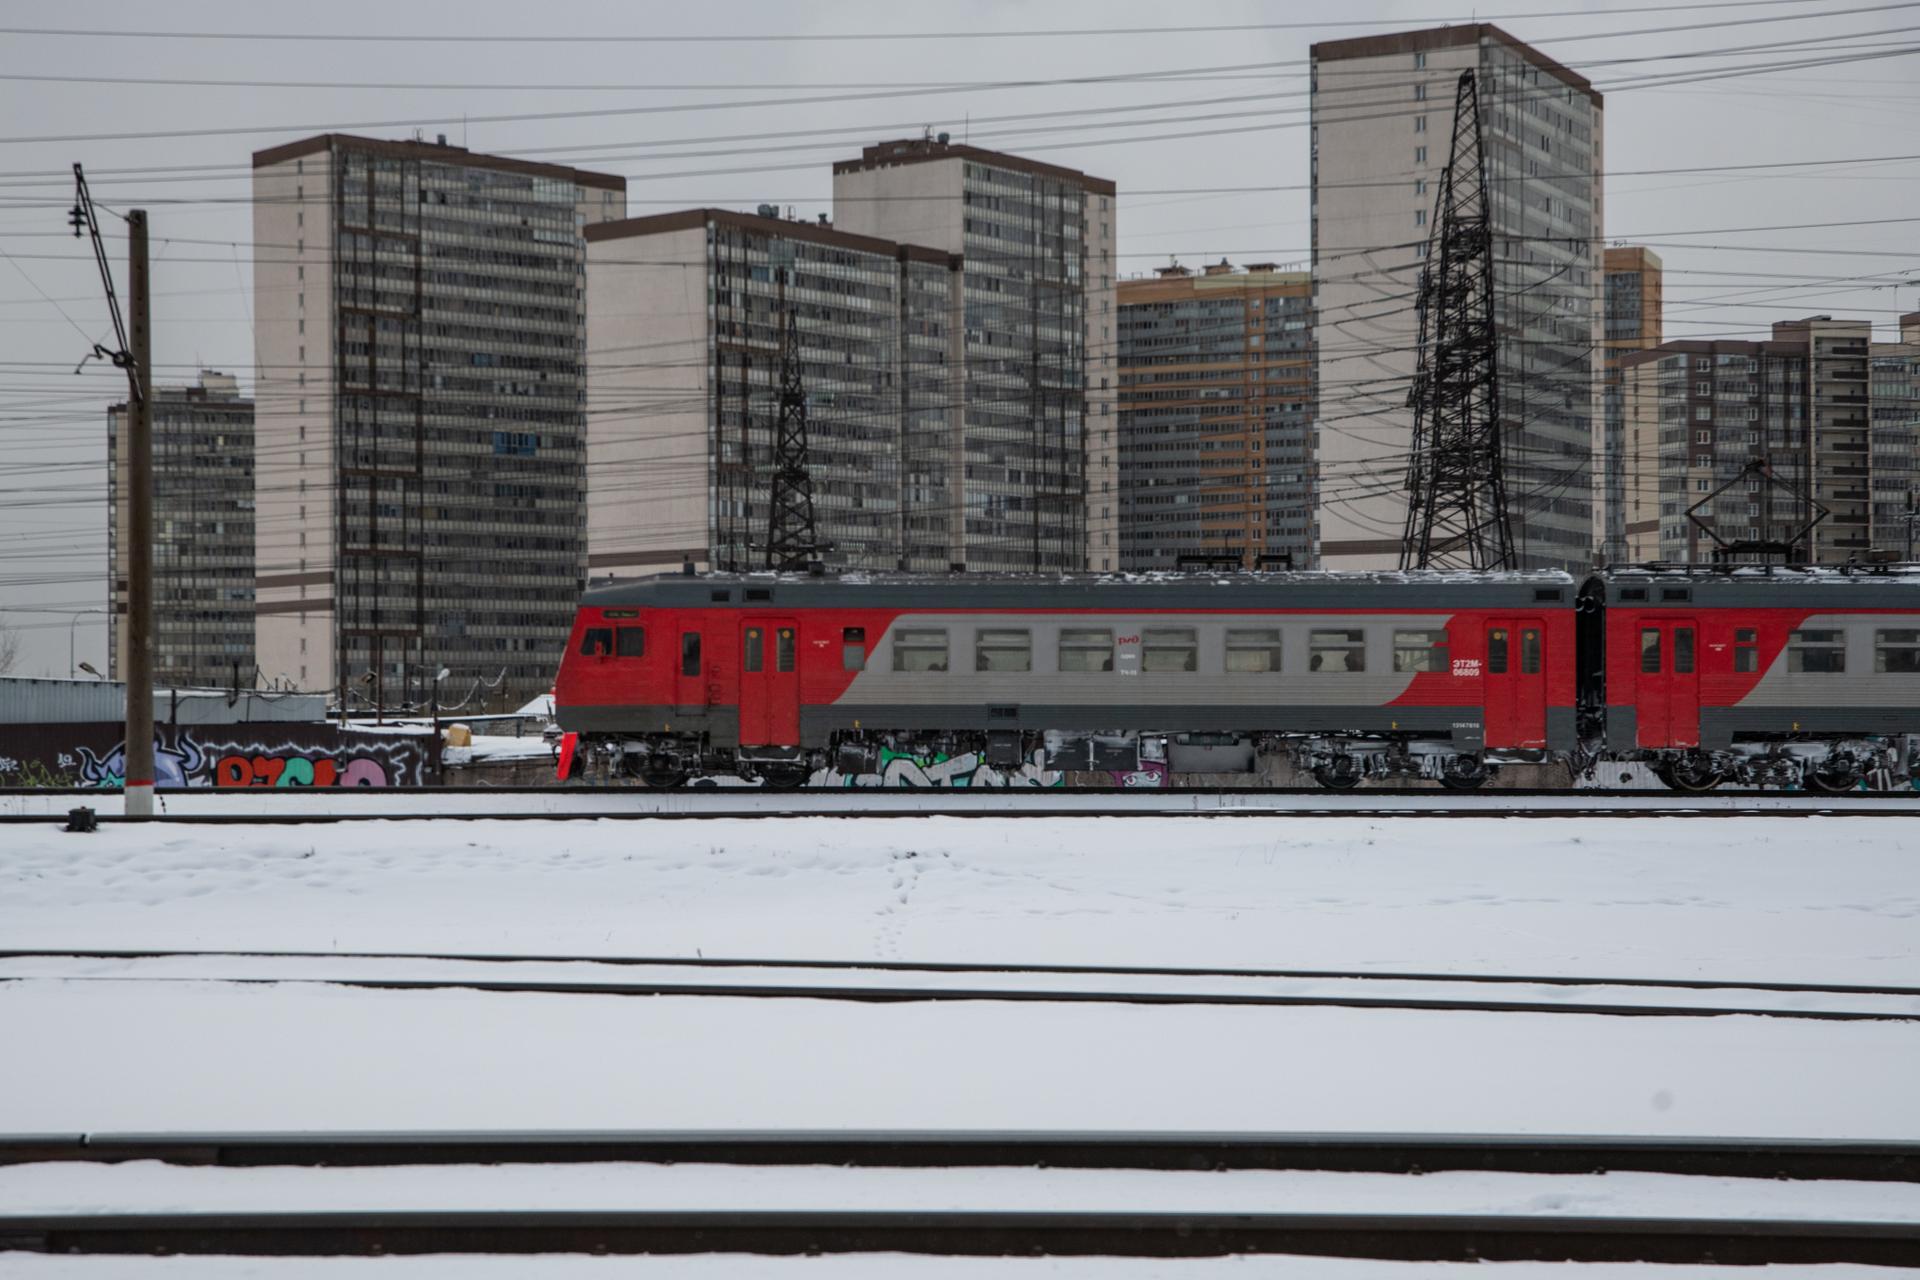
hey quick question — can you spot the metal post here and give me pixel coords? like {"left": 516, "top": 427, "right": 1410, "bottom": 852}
{"left": 124, "top": 211, "right": 154, "bottom": 818}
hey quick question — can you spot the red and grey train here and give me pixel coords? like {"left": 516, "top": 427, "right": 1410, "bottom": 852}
{"left": 551, "top": 567, "right": 1920, "bottom": 791}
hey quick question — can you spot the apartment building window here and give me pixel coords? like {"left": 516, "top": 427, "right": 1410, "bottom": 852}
{"left": 1413, "top": 83, "right": 1427, "bottom": 101}
{"left": 1414, "top": 51, "right": 1427, "bottom": 68}
{"left": 1414, "top": 179, "right": 1426, "bottom": 195}
{"left": 1694, "top": 454, "right": 1711, "bottom": 467}
{"left": 1415, "top": 146, "right": 1427, "bottom": 164}
{"left": 1694, "top": 407, "right": 1710, "bottom": 421}
{"left": 1415, "top": 209, "right": 1426, "bottom": 227}
{"left": 1414, "top": 115, "right": 1427, "bottom": 133}
{"left": 1695, "top": 430, "right": 1711, "bottom": 443}
{"left": 1696, "top": 382, "right": 1710, "bottom": 395}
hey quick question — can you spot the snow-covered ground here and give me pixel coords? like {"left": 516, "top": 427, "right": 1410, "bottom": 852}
{"left": 4, "top": 811, "right": 1916, "bottom": 1261}
{"left": 3, "top": 815, "right": 1912, "bottom": 985}
{"left": 10, "top": 1159, "right": 1920, "bottom": 1222}
{"left": 5, "top": 977, "right": 1914, "bottom": 1136}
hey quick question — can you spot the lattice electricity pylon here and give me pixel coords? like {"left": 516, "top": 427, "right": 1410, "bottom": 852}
{"left": 1399, "top": 71, "right": 1515, "bottom": 572}
{"left": 763, "top": 295, "right": 825, "bottom": 571}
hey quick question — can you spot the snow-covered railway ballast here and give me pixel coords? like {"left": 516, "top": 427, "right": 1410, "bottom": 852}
{"left": 550, "top": 565, "right": 1920, "bottom": 793}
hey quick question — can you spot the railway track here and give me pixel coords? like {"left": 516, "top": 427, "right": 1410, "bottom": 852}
{"left": 6, "top": 783, "right": 1920, "bottom": 822}
{"left": 4, "top": 1206, "right": 1915, "bottom": 1263}
{"left": 7, "top": 950, "right": 1915, "bottom": 1022}
{"left": 2, "top": 1133, "right": 1917, "bottom": 1263}
{"left": 7, "top": 1129, "right": 1918, "bottom": 1179}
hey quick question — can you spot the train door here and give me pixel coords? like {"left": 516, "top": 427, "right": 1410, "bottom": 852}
{"left": 739, "top": 616, "right": 800, "bottom": 746}
{"left": 1483, "top": 618, "right": 1547, "bottom": 749}
{"left": 1635, "top": 618, "right": 1700, "bottom": 748}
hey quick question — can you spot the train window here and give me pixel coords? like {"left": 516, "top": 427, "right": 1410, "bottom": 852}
{"left": 1226, "top": 628, "right": 1283, "bottom": 673}
{"left": 843, "top": 627, "right": 867, "bottom": 672}
{"left": 579, "top": 627, "right": 613, "bottom": 657}
{"left": 1310, "top": 629, "right": 1366, "bottom": 673}
{"left": 1672, "top": 628, "right": 1692, "bottom": 675}
{"left": 893, "top": 628, "right": 949, "bottom": 673}
{"left": 743, "top": 627, "right": 763, "bottom": 673}
{"left": 681, "top": 631, "right": 702, "bottom": 677}
{"left": 1875, "top": 630, "right": 1920, "bottom": 674}
{"left": 776, "top": 628, "right": 796, "bottom": 673}
{"left": 1142, "top": 628, "right": 1198, "bottom": 673}
{"left": 1059, "top": 627, "right": 1114, "bottom": 672}
{"left": 1619, "top": 587, "right": 1648, "bottom": 602}
{"left": 1734, "top": 628, "right": 1759, "bottom": 673}
{"left": 1638, "top": 629, "right": 1658, "bottom": 674}
{"left": 1522, "top": 628, "right": 1543, "bottom": 675}
{"left": 976, "top": 628, "right": 1032, "bottom": 673}
{"left": 1392, "top": 629, "right": 1449, "bottom": 673}
{"left": 615, "top": 626, "right": 646, "bottom": 658}
{"left": 1788, "top": 629, "right": 1845, "bottom": 674}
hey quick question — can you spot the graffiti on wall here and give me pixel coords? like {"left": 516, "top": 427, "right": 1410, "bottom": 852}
{"left": 813, "top": 746, "right": 1065, "bottom": 789}
{"left": 1110, "top": 760, "right": 1169, "bottom": 788}
{"left": 0, "top": 723, "right": 435, "bottom": 789}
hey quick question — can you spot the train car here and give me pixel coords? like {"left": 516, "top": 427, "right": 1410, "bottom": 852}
{"left": 1581, "top": 566, "right": 1920, "bottom": 791}
{"left": 553, "top": 569, "right": 1581, "bottom": 788}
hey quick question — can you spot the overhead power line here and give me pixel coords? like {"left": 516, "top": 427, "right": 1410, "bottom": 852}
{"left": 0, "top": 1, "right": 1853, "bottom": 44}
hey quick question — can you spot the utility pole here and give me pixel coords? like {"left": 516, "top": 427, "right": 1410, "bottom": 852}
{"left": 125, "top": 212, "right": 152, "bottom": 817}
{"left": 70, "top": 166, "right": 154, "bottom": 817}
{"left": 1399, "top": 72, "right": 1515, "bottom": 573}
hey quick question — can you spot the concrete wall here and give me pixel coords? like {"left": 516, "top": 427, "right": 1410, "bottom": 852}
{"left": 1312, "top": 40, "right": 1478, "bottom": 568}
{"left": 1085, "top": 192, "right": 1119, "bottom": 571}
{"left": 585, "top": 224, "right": 712, "bottom": 578}
{"left": 252, "top": 152, "right": 335, "bottom": 693}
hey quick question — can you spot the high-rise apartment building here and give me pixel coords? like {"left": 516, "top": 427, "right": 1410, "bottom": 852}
{"left": 1116, "top": 262, "right": 1314, "bottom": 571}
{"left": 1620, "top": 338, "right": 1810, "bottom": 564}
{"left": 1601, "top": 246, "right": 1662, "bottom": 563}
{"left": 1870, "top": 312, "right": 1920, "bottom": 553}
{"left": 251, "top": 135, "right": 625, "bottom": 704}
{"left": 584, "top": 208, "right": 961, "bottom": 577}
{"left": 1311, "top": 25, "right": 1604, "bottom": 571}
{"left": 832, "top": 138, "right": 1118, "bottom": 571}
{"left": 107, "top": 371, "right": 255, "bottom": 687}
{"left": 1619, "top": 314, "right": 1920, "bottom": 565}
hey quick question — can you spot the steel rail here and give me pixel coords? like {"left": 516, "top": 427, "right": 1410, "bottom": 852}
{"left": 1, "top": 1207, "right": 1915, "bottom": 1263}
{"left": 6, "top": 964, "right": 1913, "bottom": 1023}
{"left": 8, "top": 947, "right": 1913, "bottom": 999}
{"left": 6, "top": 1130, "right": 1917, "bottom": 1180}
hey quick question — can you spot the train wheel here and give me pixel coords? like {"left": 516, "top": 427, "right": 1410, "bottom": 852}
{"left": 1806, "top": 757, "right": 1863, "bottom": 793}
{"left": 1438, "top": 758, "right": 1490, "bottom": 791}
{"left": 1658, "top": 753, "right": 1724, "bottom": 793}
{"left": 762, "top": 765, "right": 812, "bottom": 791}
{"left": 1312, "top": 757, "right": 1362, "bottom": 790}
{"left": 638, "top": 759, "right": 689, "bottom": 789}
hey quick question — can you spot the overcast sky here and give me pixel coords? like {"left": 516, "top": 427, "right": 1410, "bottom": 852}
{"left": 1, "top": 0, "right": 1914, "bottom": 676}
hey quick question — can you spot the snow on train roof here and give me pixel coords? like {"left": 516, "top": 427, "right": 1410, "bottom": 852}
{"left": 579, "top": 568, "right": 1581, "bottom": 610}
